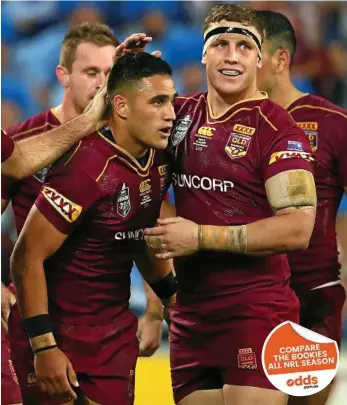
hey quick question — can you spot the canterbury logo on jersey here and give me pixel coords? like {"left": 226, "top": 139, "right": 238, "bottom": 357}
{"left": 269, "top": 151, "right": 314, "bottom": 165}
{"left": 197, "top": 127, "right": 215, "bottom": 137}
{"left": 41, "top": 186, "right": 82, "bottom": 222}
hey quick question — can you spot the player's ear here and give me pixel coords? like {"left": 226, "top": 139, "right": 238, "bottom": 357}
{"left": 276, "top": 49, "right": 290, "bottom": 74}
{"left": 56, "top": 65, "right": 70, "bottom": 88}
{"left": 113, "top": 95, "right": 128, "bottom": 119}
{"left": 257, "top": 56, "right": 263, "bottom": 69}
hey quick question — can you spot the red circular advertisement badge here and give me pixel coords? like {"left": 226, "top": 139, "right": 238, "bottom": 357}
{"left": 262, "top": 321, "right": 339, "bottom": 396}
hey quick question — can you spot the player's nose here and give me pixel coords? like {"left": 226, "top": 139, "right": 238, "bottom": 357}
{"left": 164, "top": 102, "right": 176, "bottom": 121}
{"left": 224, "top": 44, "right": 239, "bottom": 63}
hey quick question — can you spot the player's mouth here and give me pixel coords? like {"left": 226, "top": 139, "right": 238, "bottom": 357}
{"left": 159, "top": 126, "right": 172, "bottom": 137}
{"left": 219, "top": 69, "right": 243, "bottom": 77}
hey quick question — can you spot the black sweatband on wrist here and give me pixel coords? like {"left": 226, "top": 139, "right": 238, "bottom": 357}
{"left": 23, "top": 314, "right": 53, "bottom": 338}
{"left": 33, "top": 344, "right": 57, "bottom": 355}
{"left": 149, "top": 272, "right": 177, "bottom": 300}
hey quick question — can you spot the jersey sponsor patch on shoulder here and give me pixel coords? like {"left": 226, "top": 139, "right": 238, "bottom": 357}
{"left": 269, "top": 151, "right": 314, "bottom": 165}
{"left": 41, "top": 186, "right": 82, "bottom": 222}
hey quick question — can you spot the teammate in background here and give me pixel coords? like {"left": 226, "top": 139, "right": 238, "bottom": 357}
{"left": 1, "top": 87, "right": 107, "bottom": 181}
{"left": 256, "top": 10, "right": 347, "bottom": 405}
{"left": 3, "top": 23, "right": 163, "bottom": 405}
{"left": 122, "top": 4, "right": 316, "bottom": 405}
{"left": 10, "top": 52, "right": 177, "bottom": 405}
{"left": 1, "top": 58, "right": 108, "bottom": 405}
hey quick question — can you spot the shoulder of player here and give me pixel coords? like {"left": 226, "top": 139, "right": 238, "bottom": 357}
{"left": 247, "top": 99, "right": 297, "bottom": 135}
{"left": 289, "top": 95, "right": 347, "bottom": 127}
{"left": 6, "top": 109, "right": 60, "bottom": 141}
{"left": 56, "top": 132, "right": 119, "bottom": 185}
{"left": 174, "top": 92, "right": 206, "bottom": 114}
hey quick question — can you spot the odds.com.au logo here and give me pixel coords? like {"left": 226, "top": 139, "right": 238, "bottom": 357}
{"left": 262, "top": 321, "right": 339, "bottom": 397}
{"left": 286, "top": 375, "right": 318, "bottom": 389}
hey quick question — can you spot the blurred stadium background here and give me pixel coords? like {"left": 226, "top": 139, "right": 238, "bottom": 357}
{"left": 1, "top": 1, "right": 347, "bottom": 404}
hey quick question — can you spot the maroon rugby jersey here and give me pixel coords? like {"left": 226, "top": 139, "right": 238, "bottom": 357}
{"left": 169, "top": 92, "right": 314, "bottom": 311}
{"left": 35, "top": 127, "right": 170, "bottom": 324}
{"left": 2, "top": 110, "right": 60, "bottom": 231}
{"left": 287, "top": 94, "right": 347, "bottom": 291}
{"left": 1, "top": 128, "right": 15, "bottom": 163}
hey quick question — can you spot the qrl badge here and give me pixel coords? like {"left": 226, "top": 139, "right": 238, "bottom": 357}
{"left": 238, "top": 348, "right": 257, "bottom": 370}
{"left": 225, "top": 124, "right": 255, "bottom": 159}
{"left": 297, "top": 122, "right": 318, "bottom": 152}
{"left": 117, "top": 183, "right": 131, "bottom": 218}
{"left": 172, "top": 115, "right": 192, "bottom": 146}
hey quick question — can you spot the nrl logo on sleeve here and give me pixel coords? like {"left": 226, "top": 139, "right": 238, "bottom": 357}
{"left": 117, "top": 183, "right": 131, "bottom": 218}
{"left": 158, "top": 164, "right": 169, "bottom": 176}
{"left": 171, "top": 115, "right": 192, "bottom": 146}
{"left": 297, "top": 122, "right": 318, "bottom": 152}
{"left": 41, "top": 186, "right": 82, "bottom": 222}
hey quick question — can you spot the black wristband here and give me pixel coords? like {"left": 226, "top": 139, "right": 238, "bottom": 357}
{"left": 23, "top": 314, "right": 53, "bottom": 338}
{"left": 149, "top": 272, "right": 177, "bottom": 300}
{"left": 33, "top": 344, "right": 57, "bottom": 355}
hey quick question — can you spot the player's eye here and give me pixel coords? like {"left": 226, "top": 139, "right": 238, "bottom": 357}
{"left": 153, "top": 98, "right": 163, "bottom": 106}
{"left": 240, "top": 43, "right": 251, "bottom": 51}
{"left": 215, "top": 41, "right": 227, "bottom": 49}
{"left": 87, "top": 71, "right": 97, "bottom": 77}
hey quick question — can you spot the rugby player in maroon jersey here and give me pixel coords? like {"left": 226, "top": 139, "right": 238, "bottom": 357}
{"left": 10, "top": 52, "right": 177, "bottom": 405}
{"left": 256, "top": 10, "right": 347, "bottom": 405}
{"left": 3, "top": 23, "right": 164, "bottom": 405}
{"left": 120, "top": 4, "right": 316, "bottom": 405}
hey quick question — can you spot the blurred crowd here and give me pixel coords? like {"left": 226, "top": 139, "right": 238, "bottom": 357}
{"left": 1, "top": 0, "right": 347, "bottom": 337}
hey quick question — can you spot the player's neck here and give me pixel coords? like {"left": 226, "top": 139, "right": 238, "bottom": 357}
{"left": 269, "top": 79, "right": 307, "bottom": 110}
{"left": 207, "top": 83, "right": 262, "bottom": 117}
{"left": 52, "top": 97, "right": 83, "bottom": 124}
{"left": 107, "top": 120, "right": 148, "bottom": 159}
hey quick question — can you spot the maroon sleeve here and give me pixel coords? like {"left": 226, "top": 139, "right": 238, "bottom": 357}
{"left": 261, "top": 126, "right": 314, "bottom": 182}
{"left": 336, "top": 121, "right": 347, "bottom": 187}
{"left": 35, "top": 163, "right": 102, "bottom": 235}
{"left": 1, "top": 128, "right": 15, "bottom": 163}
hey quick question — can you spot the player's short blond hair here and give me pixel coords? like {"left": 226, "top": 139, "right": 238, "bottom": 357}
{"left": 203, "top": 4, "right": 263, "bottom": 40}
{"left": 59, "top": 22, "right": 119, "bottom": 71}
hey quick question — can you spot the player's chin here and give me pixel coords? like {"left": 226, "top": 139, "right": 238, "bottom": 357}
{"left": 151, "top": 135, "right": 169, "bottom": 150}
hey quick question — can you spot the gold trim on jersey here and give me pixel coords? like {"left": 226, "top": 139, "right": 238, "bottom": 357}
{"left": 176, "top": 95, "right": 202, "bottom": 102}
{"left": 206, "top": 92, "right": 268, "bottom": 120}
{"left": 97, "top": 132, "right": 156, "bottom": 176}
{"left": 288, "top": 104, "right": 347, "bottom": 120}
{"left": 64, "top": 141, "right": 82, "bottom": 166}
{"left": 96, "top": 155, "right": 118, "bottom": 182}
{"left": 283, "top": 93, "right": 309, "bottom": 110}
{"left": 206, "top": 106, "right": 278, "bottom": 131}
{"left": 12, "top": 122, "right": 59, "bottom": 140}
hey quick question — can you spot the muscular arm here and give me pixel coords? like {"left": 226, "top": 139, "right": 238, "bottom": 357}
{"left": 199, "top": 169, "right": 316, "bottom": 255}
{"left": 10, "top": 205, "right": 67, "bottom": 320}
{"left": 2, "top": 83, "right": 107, "bottom": 180}
{"left": 2, "top": 111, "right": 100, "bottom": 180}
